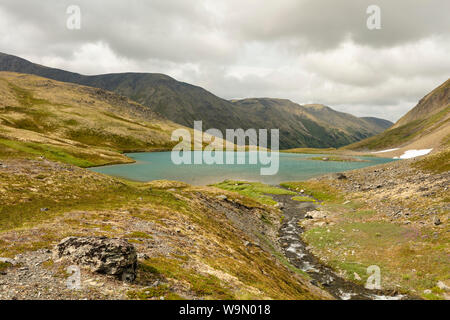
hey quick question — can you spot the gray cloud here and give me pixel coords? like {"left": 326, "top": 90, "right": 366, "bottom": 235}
{"left": 0, "top": 0, "right": 449, "bottom": 121}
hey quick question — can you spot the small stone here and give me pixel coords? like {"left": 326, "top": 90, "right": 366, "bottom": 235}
{"left": 0, "top": 258, "right": 16, "bottom": 266}
{"left": 315, "top": 221, "right": 326, "bottom": 227}
{"left": 137, "top": 253, "right": 150, "bottom": 260}
{"left": 434, "top": 217, "right": 442, "bottom": 226}
{"left": 40, "top": 208, "right": 49, "bottom": 212}
{"left": 274, "top": 202, "right": 284, "bottom": 209}
{"left": 216, "top": 195, "right": 227, "bottom": 200}
{"left": 423, "top": 289, "right": 432, "bottom": 294}
{"left": 353, "top": 272, "right": 361, "bottom": 281}
{"left": 335, "top": 173, "right": 347, "bottom": 180}
{"left": 437, "top": 281, "right": 449, "bottom": 291}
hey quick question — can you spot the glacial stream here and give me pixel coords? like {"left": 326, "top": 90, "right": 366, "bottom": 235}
{"left": 272, "top": 190, "right": 413, "bottom": 300}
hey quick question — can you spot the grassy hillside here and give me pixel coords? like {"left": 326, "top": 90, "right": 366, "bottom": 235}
{"left": 0, "top": 158, "right": 327, "bottom": 300}
{"left": 0, "top": 71, "right": 325, "bottom": 300}
{"left": 345, "top": 79, "right": 450, "bottom": 152}
{"left": 0, "top": 72, "right": 192, "bottom": 166}
{"left": 360, "top": 117, "right": 393, "bottom": 130}
{"left": 394, "top": 79, "right": 450, "bottom": 128}
{"left": 230, "top": 99, "right": 391, "bottom": 149}
{"left": 281, "top": 155, "right": 449, "bottom": 300}
{"left": 303, "top": 104, "right": 392, "bottom": 133}
{"left": 0, "top": 52, "right": 390, "bottom": 149}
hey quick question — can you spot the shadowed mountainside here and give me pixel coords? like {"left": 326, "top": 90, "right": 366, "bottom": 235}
{"left": 0, "top": 52, "right": 392, "bottom": 149}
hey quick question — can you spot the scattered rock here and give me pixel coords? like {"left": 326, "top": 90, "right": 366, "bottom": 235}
{"left": 274, "top": 202, "right": 284, "bottom": 209}
{"left": 314, "top": 221, "right": 326, "bottom": 227}
{"left": 437, "top": 281, "right": 449, "bottom": 291}
{"left": 305, "top": 211, "right": 327, "bottom": 219}
{"left": 216, "top": 195, "right": 227, "bottom": 200}
{"left": 423, "top": 289, "right": 432, "bottom": 294}
{"left": 0, "top": 257, "right": 16, "bottom": 266}
{"left": 434, "top": 217, "right": 442, "bottom": 226}
{"left": 40, "top": 208, "right": 49, "bottom": 212}
{"left": 137, "top": 253, "right": 150, "bottom": 260}
{"left": 353, "top": 272, "right": 361, "bottom": 281}
{"left": 53, "top": 236, "right": 137, "bottom": 281}
{"left": 335, "top": 173, "right": 347, "bottom": 180}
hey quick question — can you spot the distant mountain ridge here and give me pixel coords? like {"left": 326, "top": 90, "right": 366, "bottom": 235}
{"left": 231, "top": 99, "right": 392, "bottom": 148}
{"left": 0, "top": 52, "right": 392, "bottom": 149}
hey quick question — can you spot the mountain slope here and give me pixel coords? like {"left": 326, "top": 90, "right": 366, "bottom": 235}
{"left": 394, "top": 79, "right": 450, "bottom": 128}
{"left": 231, "top": 99, "right": 393, "bottom": 148}
{"left": 344, "top": 78, "right": 450, "bottom": 154}
{"left": 0, "top": 52, "right": 390, "bottom": 149}
{"left": 0, "top": 71, "right": 194, "bottom": 166}
{"left": 302, "top": 104, "right": 392, "bottom": 133}
{"left": 360, "top": 117, "right": 393, "bottom": 131}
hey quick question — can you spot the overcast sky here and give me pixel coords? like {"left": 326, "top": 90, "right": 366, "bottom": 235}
{"left": 1, "top": 0, "right": 449, "bottom": 121}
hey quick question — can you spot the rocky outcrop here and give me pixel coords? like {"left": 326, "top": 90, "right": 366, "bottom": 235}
{"left": 53, "top": 237, "right": 137, "bottom": 281}
{"left": 305, "top": 210, "right": 328, "bottom": 219}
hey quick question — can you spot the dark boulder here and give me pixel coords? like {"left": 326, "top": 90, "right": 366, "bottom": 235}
{"left": 54, "top": 236, "right": 137, "bottom": 281}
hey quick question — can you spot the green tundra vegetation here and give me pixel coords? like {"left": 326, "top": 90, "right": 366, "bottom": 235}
{"left": 0, "top": 72, "right": 328, "bottom": 299}
{"left": 283, "top": 173, "right": 449, "bottom": 300}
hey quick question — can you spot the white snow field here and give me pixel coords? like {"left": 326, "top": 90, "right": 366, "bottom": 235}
{"left": 393, "top": 149, "right": 433, "bottom": 159}
{"left": 371, "top": 148, "right": 400, "bottom": 154}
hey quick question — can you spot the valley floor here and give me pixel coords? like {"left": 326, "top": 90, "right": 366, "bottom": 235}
{"left": 282, "top": 149, "right": 449, "bottom": 299}
{"left": 0, "top": 158, "right": 327, "bottom": 300}
{"left": 0, "top": 149, "right": 448, "bottom": 300}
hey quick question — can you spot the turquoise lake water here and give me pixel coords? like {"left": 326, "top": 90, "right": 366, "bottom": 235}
{"left": 90, "top": 151, "right": 395, "bottom": 185}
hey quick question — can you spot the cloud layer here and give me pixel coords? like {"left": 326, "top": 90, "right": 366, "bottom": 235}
{"left": 1, "top": 0, "right": 449, "bottom": 121}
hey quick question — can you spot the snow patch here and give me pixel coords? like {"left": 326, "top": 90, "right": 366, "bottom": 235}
{"left": 397, "top": 149, "right": 433, "bottom": 159}
{"left": 371, "top": 148, "right": 399, "bottom": 154}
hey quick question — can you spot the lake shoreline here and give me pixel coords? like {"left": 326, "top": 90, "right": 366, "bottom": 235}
{"left": 89, "top": 151, "right": 396, "bottom": 186}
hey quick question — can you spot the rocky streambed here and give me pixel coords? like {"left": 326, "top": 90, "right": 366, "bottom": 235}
{"left": 272, "top": 190, "right": 414, "bottom": 300}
